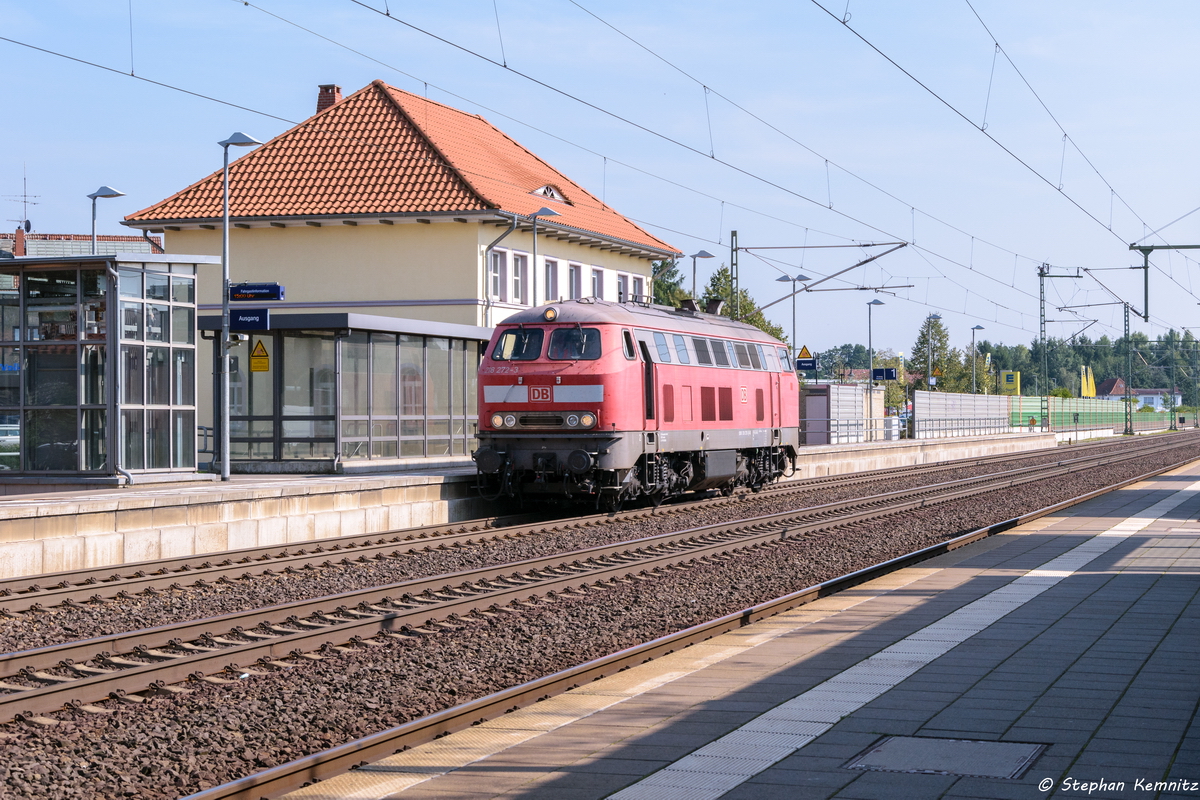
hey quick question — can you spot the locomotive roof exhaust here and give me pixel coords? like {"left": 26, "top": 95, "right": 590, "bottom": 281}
{"left": 705, "top": 298, "right": 725, "bottom": 315}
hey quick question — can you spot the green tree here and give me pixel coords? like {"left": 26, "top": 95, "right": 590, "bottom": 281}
{"left": 701, "top": 266, "right": 787, "bottom": 341}
{"left": 907, "top": 317, "right": 951, "bottom": 392}
{"left": 651, "top": 259, "right": 689, "bottom": 307}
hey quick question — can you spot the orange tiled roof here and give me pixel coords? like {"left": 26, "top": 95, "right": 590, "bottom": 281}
{"left": 126, "top": 81, "right": 677, "bottom": 256}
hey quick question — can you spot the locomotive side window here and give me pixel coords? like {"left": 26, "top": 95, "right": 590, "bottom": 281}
{"left": 700, "top": 386, "right": 716, "bottom": 421}
{"left": 725, "top": 341, "right": 740, "bottom": 369}
{"left": 734, "top": 343, "right": 753, "bottom": 369}
{"left": 492, "top": 328, "right": 544, "bottom": 361}
{"left": 759, "top": 345, "right": 778, "bottom": 372}
{"left": 548, "top": 327, "right": 602, "bottom": 360}
{"left": 718, "top": 387, "right": 734, "bottom": 420}
{"left": 652, "top": 331, "right": 673, "bottom": 363}
{"left": 672, "top": 334, "right": 691, "bottom": 364}
{"left": 710, "top": 339, "right": 730, "bottom": 367}
{"left": 692, "top": 337, "right": 712, "bottom": 365}
{"left": 622, "top": 330, "right": 636, "bottom": 360}
{"left": 777, "top": 347, "right": 793, "bottom": 372}
{"left": 747, "top": 343, "right": 763, "bottom": 370}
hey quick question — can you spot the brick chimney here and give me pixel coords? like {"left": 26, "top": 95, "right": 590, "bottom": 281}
{"left": 316, "top": 84, "right": 342, "bottom": 114}
{"left": 13, "top": 228, "right": 24, "bottom": 257}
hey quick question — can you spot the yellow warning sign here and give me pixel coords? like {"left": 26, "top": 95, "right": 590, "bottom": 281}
{"left": 797, "top": 345, "right": 813, "bottom": 359}
{"left": 931, "top": 366, "right": 943, "bottom": 377}
{"left": 250, "top": 340, "right": 270, "bottom": 372}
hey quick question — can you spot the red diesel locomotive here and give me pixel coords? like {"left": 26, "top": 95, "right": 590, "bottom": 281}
{"left": 472, "top": 297, "right": 800, "bottom": 507}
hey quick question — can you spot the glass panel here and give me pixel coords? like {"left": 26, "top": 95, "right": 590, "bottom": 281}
{"left": 452, "top": 340, "right": 466, "bottom": 417}
{"left": 170, "top": 263, "right": 196, "bottom": 275}
{"left": 372, "top": 420, "right": 398, "bottom": 437}
{"left": 652, "top": 332, "right": 672, "bottom": 363}
{"left": 342, "top": 420, "right": 368, "bottom": 437}
{"left": 229, "top": 340, "right": 247, "bottom": 416}
{"left": 371, "top": 439, "right": 398, "bottom": 458}
{"left": 371, "top": 333, "right": 398, "bottom": 416}
{"left": 710, "top": 339, "right": 730, "bottom": 367}
{"left": 81, "top": 345, "right": 106, "bottom": 406}
{"left": 172, "top": 349, "right": 195, "bottom": 406}
{"left": 145, "top": 304, "right": 169, "bottom": 343}
{"left": 400, "top": 439, "right": 424, "bottom": 457}
{"left": 0, "top": 347, "right": 18, "bottom": 405}
{"left": 282, "top": 441, "right": 336, "bottom": 459}
{"left": 249, "top": 421, "right": 274, "bottom": 436}
{"left": 673, "top": 335, "right": 691, "bottom": 364}
{"left": 146, "top": 409, "right": 170, "bottom": 468}
{"left": 341, "top": 333, "right": 369, "bottom": 417}
{"left": 400, "top": 335, "right": 424, "bottom": 416}
{"left": 282, "top": 332, "right": 336, "bottom": 416}
{"left": 229, "top": 420, "right": 249, "bottom": 436}
{"left": 466, "top": 341, "right": 479, "bottom": 417}
{"left": 81, "top": 270, "right": 105, "bottom": 298}
{"left": 236, "top": 336, "right": 273, "bottom": 418}
{"left": 26, "top": 345, "right": 78, "bottom": 405}
{"left": 171, "top": 276, "right": 195, "bottom": 303}
{"left": 282, "top": 419, "right": 336, "bottom": 437}
{"left": 230, "top": 441, "right": 273, "bottom": 459}
{"left": 427, "top": 419, "right": 450, "bottom": 436}
{"left": 0, "top": 272, "right": 19, "bottom": 341}
{"left": 400, "top": 419, "right": 424, "bottom": 437}
{"left": 25, "top": 408, "right": 77, "bottom": 470}
{"left": 427, "top": 338, "right": 450, "bottom": 416}
{"left": 490, "top": 328, "right": 543, "bottom": 361}
{"left": 82, "top": 298, "right": 106, "bottom": 340}
{"left": 0, "top": 412, "right": 19, "bottom": 471}
{"left": 82, "top": 409, "right": 107, "bottom": 471}
{"left": 26, "top": 305, "right": 77, "bottom": 341}
{"left": 118, "top": 269, "right": 142, "bottom": 298}
{"left": 172, "top": 410, "right": 195, "bottom": 468}
{"left": 25, "top": 271, "right": 77, "bottom": 303}
{"left": 427, "top": 438, "right": 451, "bottom": 456}
{"left": 121, "top": 345, "right": 143, "bottom": 405}
{"left": 146, "top": 347, "right": 170, "bottom": 405}
{"left": 548, "top": 328, "right": 602, "bottom": 361}
{"left": 121, "top": 302, "right": 143, "bottom": 340}
{"left": 145, "top": 273, "right": 170, "bottom": 302}
{"left": 341, "top": 440, "right": 369, "bottom": 460}
{"left": 171, "top": 306, "right": 194, "bottom": 344}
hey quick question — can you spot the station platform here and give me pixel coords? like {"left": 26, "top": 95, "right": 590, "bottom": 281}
{"left": 0, "top": 432, "right": 1053, "bottom": 581}
{"left": 294, "top": 460, "right": 1200, "bottom": 799}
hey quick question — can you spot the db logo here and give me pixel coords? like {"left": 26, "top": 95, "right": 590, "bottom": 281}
{"left": 530, "top": 387, "right": 552, "bottom": 402}
{"left": 740, "top": 386, "right": 749, "bottom": 404}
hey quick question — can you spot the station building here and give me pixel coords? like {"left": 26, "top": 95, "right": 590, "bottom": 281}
{"left": 123, "top": 80, "right": 679, "bottom": 472}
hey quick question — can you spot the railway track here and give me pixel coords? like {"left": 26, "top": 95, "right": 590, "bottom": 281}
{"left": 2, "top": 432, "right": 1195, "bottom": 726}
{"left": 0, "top": 431, "right": 1185, "bottom": 615}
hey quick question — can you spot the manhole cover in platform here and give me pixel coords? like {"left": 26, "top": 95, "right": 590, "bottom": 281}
{"left": 844, "top": 736, "right": 1046, "bottom": 779}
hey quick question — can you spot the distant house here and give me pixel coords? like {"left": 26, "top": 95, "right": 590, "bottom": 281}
{"left": 1095, "top": 377, "right": 1179, "bottom": 410}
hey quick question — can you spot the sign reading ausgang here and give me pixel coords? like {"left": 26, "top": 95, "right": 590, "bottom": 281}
{"left": 232, "top": 308, "right": 270, "bottom": 330}
{"left": 230, "top": 282, "right": 285, "bottom": 301}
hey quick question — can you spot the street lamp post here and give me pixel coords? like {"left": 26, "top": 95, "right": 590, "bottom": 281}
{"left": 529, "top": 207, "right": 560, "bottom": 306}
{"left": 689, "top": 250, "right": 714, "bottom": 299}
{"left": 218, "top": 132, "right": 263, "bottom": 482}
{"left": 87, "top": 186, "right": 125, "bottom": 255}
{"left": 775, "top": 272, "right": 812, "bottom": 363}
{"left": 867, "top": 299, "right": 884, "bottom": 440}
{"left": 925, "top": 313, "right": 942, "bottom": 391}
{"left": 971, "top": 324, "right": 985, "bottom": 393}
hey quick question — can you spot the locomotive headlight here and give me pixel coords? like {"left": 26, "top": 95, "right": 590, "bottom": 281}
{"left": 504, "top": 414, "right": 517, "bottom": 428}
{"left": 490, "top": 413, "right": 505, "bottom": 429}
{"left": 566, "top": 414, "right": 580, "bottom": 427}
{"left": 543, "top": 307, "right": 558, "bottom": 321}
{"left": 579, "top": 412, "right": 596, "bottom": 428}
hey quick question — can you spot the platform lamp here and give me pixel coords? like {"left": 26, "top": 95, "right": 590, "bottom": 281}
{"left": 218, "top": 132, "right": 263, "bottom": 482}
{"left": 87, "top": 186, "right": 125, "bottom": 255}
{"left": 689, "top": 250, "right": 715, "bottom": 299}
{"left": 925, "top": 313, "right": 942, "bottom": 391}
{"left": 775, "top": 272, "right": 812, "bottom": 364}
{"left": 971, "top": 325, "right": 985, "bottom": 393}
{"left": 867, "top": 299, "right": 885, "bottom": 440}
{"left": 529, "top": 207, "right": 560, "bottom": 307}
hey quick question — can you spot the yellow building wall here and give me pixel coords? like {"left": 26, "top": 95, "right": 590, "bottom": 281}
{"left": 165, "top": 222, "right": 656, "bottom": 329}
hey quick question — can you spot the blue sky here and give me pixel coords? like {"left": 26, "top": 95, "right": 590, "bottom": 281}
{"left": 4, "top": 0, "right": 1200, "bottom": 356}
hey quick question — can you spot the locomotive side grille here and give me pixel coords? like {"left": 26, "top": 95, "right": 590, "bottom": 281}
{"left": 519, "top": 414, "right": 564, "bottom": 428}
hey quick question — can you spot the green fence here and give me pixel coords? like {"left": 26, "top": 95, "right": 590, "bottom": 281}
{"left": 1010, "top": 396, "right": 1176, "bottom": 432}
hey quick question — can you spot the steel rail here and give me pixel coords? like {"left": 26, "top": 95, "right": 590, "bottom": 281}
{"left": 1, "top": 432, "right": 1185, "bottom": 613}
{"left": 1, "top": 437, "right": 1193, "bottom": 722}
{"left": 179, "top": 445, "right": 1200, "bottom": 800}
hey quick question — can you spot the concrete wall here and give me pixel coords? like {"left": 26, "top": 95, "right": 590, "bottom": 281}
{"left": 787, "top": 431, "right": 1055, "bottom": 480}
{"left": 0, "top": 472, "right": 494, "bottom": 580}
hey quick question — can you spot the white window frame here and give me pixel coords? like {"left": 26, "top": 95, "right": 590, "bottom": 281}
{"left": 545, "top": 258, "right": 558, "bottom": 302}
{"left": 591, "top": 268, "right": 604, "bottom": 300}
{"left": 489, "top": 250, "right": 508, "bottom": 302}
{"left": 632, "top": 276, "right": 644, "bottom": 301}
{"left": 512, "top": 253, "right": 529, "bottom": 305}
{"left": 617, "top": 274, "right": 629, "bottom": 303}
{"left": 568, "top": 264, "right": 581, "bottom": 300}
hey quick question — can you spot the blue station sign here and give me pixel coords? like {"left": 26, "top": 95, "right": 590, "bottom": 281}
{"left": 231, "top": 308, "right": 270, "bottom": 330}
{"left": 796, "top": 358, "right": 818, "bottom": 371}
{"left": 230, "top": 282, "right": 285, "bottom": 302}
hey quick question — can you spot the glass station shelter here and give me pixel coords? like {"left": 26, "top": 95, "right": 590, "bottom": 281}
{"left": 0, "top": 253, "right": 218, "bottom": 485}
